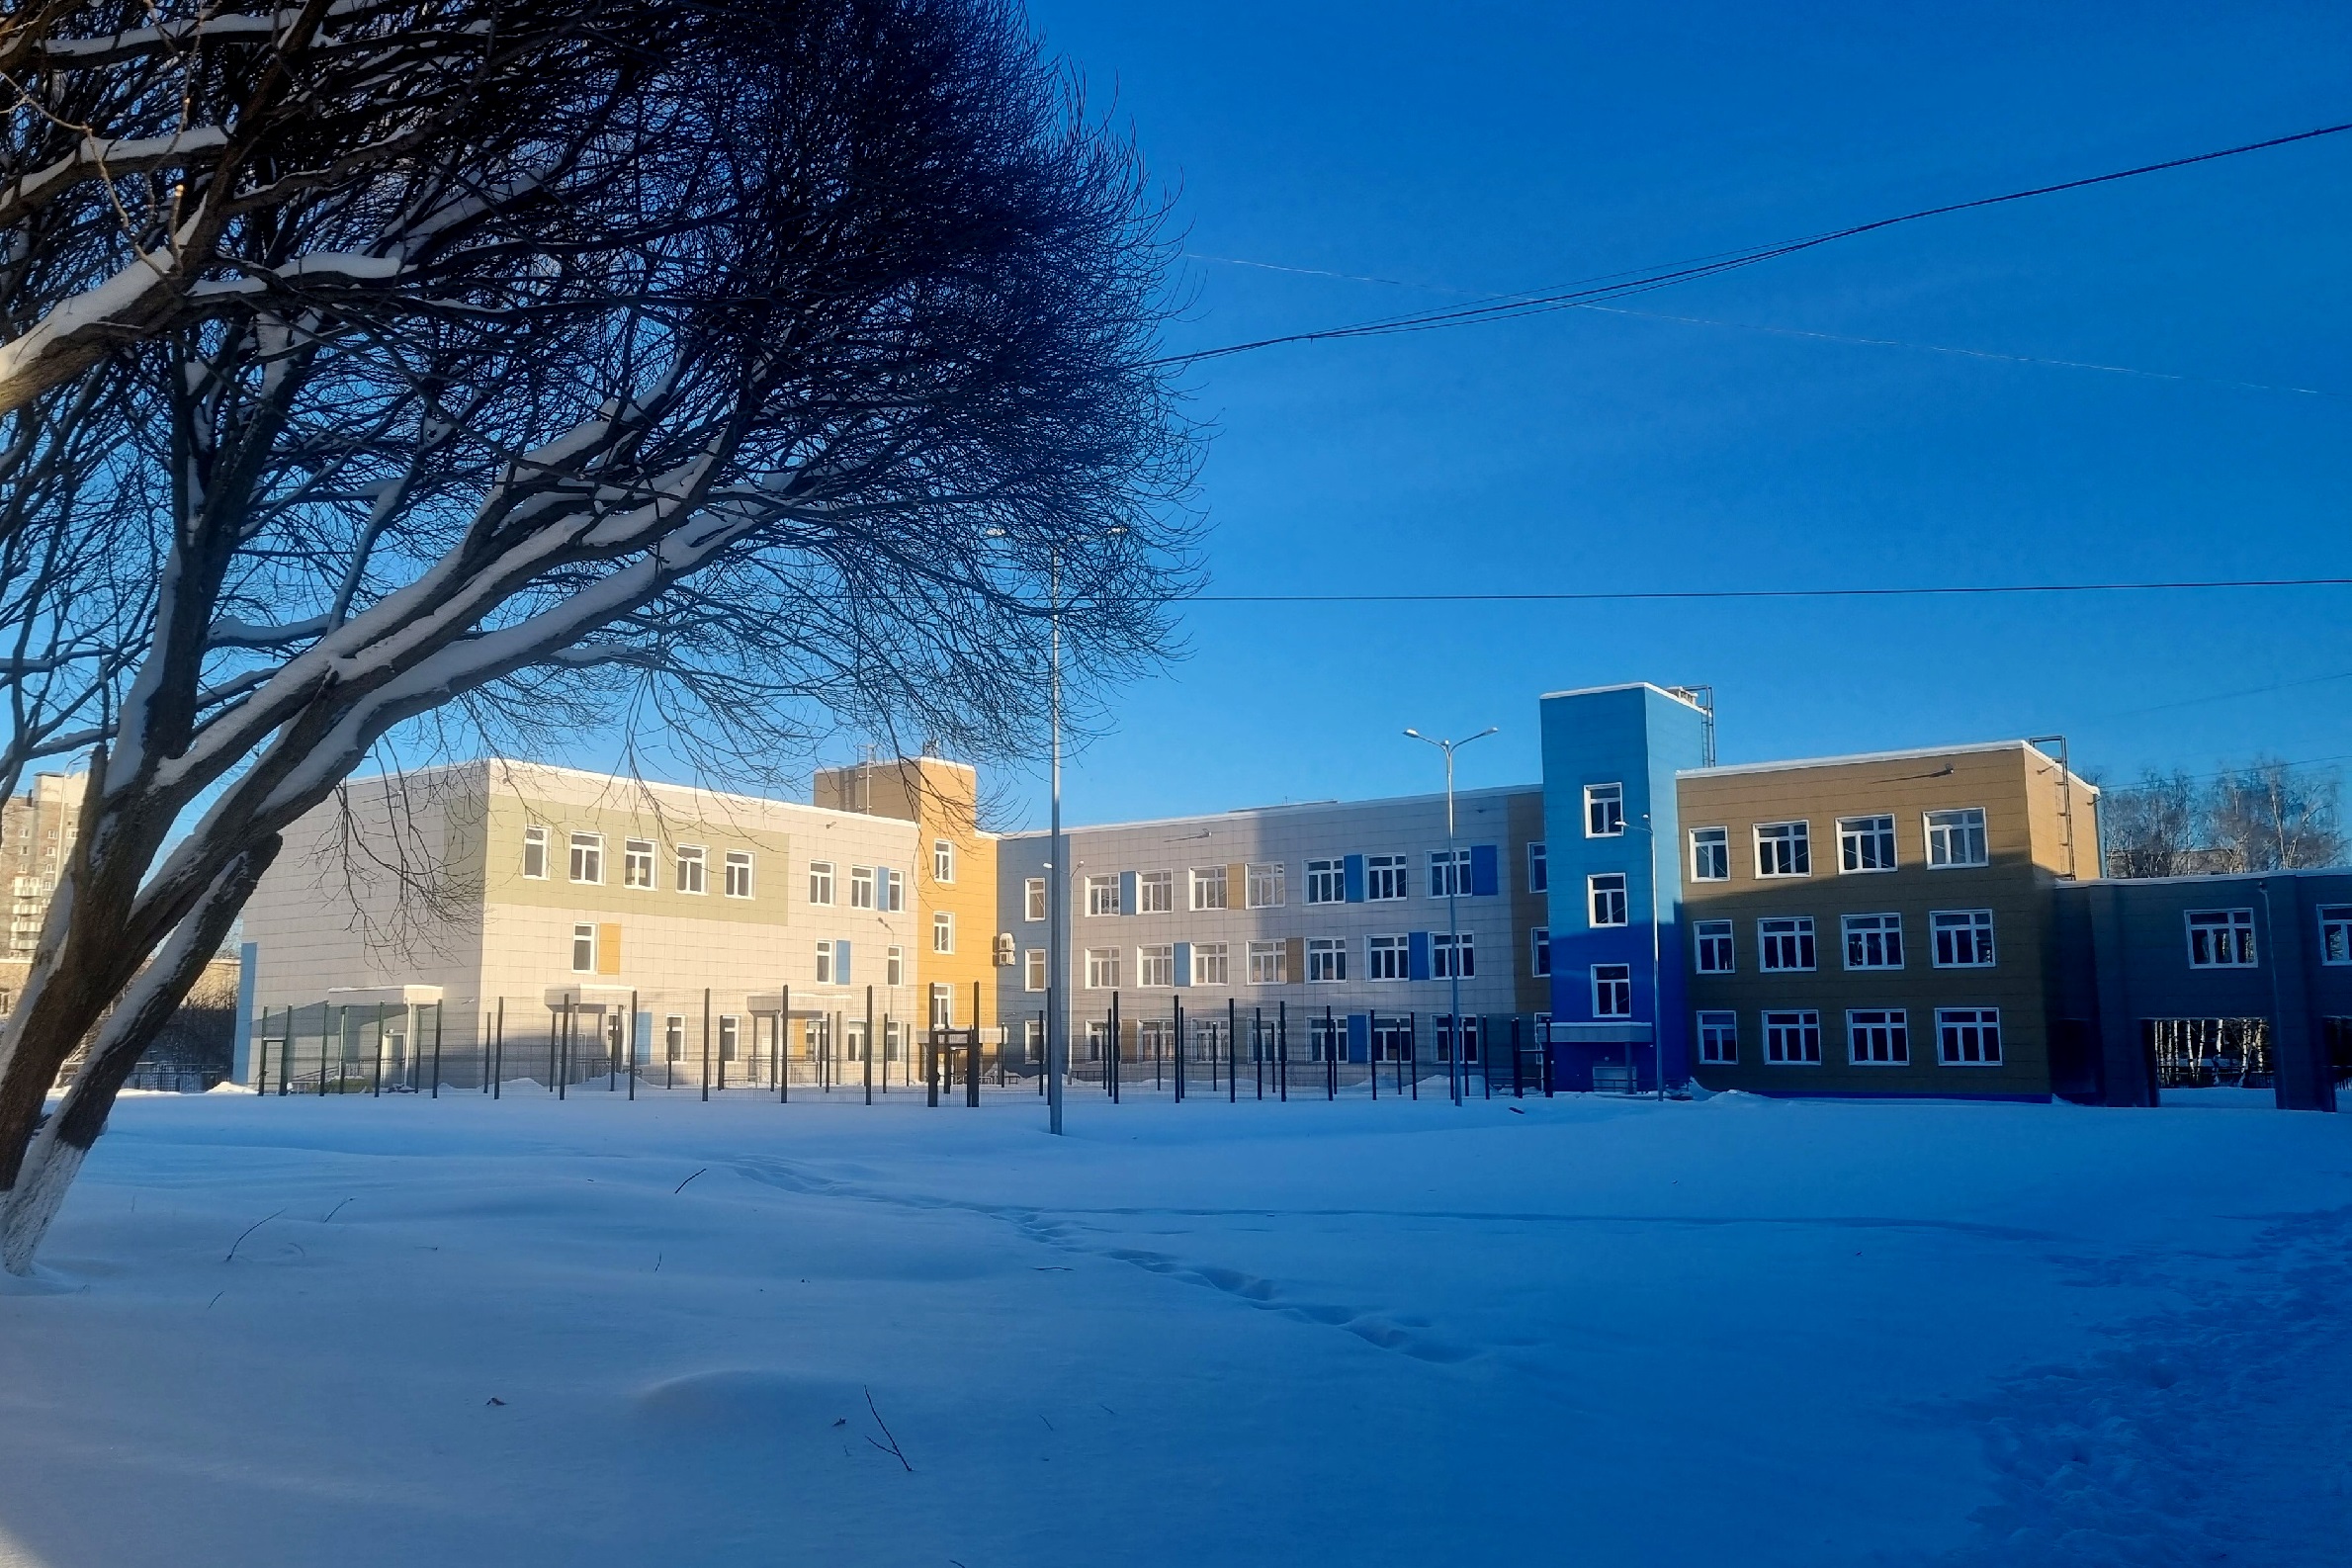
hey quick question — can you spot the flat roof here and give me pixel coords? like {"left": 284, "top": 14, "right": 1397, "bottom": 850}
{"left": 338, "top": 758, "right": 914, "bottom": 829}
{"left": 2062, "top": 867, "right": 2352, "bottom": 890}
{"left": 999, "top": 782, "right": 1542, "bottom": 839}
{"left": 1682, "top": 739, "right": 2101, "bottom": 796}
{"left": 1537, "top": 681, "right": 1708, "bottom": 710}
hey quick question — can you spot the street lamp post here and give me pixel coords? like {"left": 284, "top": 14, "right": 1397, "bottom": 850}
{"left": 1405, "top": 727, "right": 1497, "bottom": 1105}
{"left": 1047, "top": 548, "right": 1066, "bottom": 1135}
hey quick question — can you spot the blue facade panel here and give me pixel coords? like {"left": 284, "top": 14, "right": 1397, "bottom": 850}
{"left": 835, "top": 939, "right": 852, "bottom": 986}
{"left": 1343, "top": 853, "right": 1366, "bottom": 904}
{"left": 1118, "top": 870, "right": 1139, "bottom": 915}
{"left": 1469, "top": 843, "right": 1499, "bottom": 897}
{"left": 1173, "top": 940, "right": 1194, "bottom": 987}
{"left": 1408, "top": 930, "right": 1433, "bottom": 981}
{"left": 1348, "top": 1012, "right": 1370, "bottom": 1063}
{"left": 1538, "top": 685, "right": 1708, "bottom": 1091}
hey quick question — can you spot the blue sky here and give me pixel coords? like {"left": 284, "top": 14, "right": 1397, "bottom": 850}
{"left": 974, "top": 0, "right": 2350, "bottom": 829}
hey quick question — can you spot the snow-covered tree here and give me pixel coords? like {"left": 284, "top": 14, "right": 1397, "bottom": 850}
{"left": 0, "top": 0, "right": 1193, "bottom": 1270}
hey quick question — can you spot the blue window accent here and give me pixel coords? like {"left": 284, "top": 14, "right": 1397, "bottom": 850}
{"left": 1347, "top": 1013, "right": 1370, "bottom": 1063}
{"left": 1118, "top": 870, "right": 1139, "bottom": 915}
{"left": 834, "top": 939, "right": 852, "bottom": 985}
{"left": 635, "top": 1012, "right": 654, "bottom": 1061}
{"left": 1469, "top": 844, "right": 1500, "bottom": 897}
{"left": 1408, "top": 931, "right": 1433, "bottom": 981}
{"left": 1173, "top": 940, "right": 1193, "bottom": 987}
{"left": 1343, "top": 854, "right": 1366, "bottom": 903}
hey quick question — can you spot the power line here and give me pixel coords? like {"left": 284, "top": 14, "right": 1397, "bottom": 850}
{"left": 1183, "top": 574, "right": 2352, "bottom": 605}
{"left": 1154, "top": 121, "right": 2352, "bottom": 369}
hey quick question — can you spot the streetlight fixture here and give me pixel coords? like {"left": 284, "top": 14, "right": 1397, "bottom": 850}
{"left": 1404, "top": 726, "right": 1497, "bottom": 1104}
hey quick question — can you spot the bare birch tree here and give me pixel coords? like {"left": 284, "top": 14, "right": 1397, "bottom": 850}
{"left": 0, "top": 0, "right": 1194, "bottom": 1270}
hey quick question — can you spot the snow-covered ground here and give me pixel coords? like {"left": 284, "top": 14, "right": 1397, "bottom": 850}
{"left": 0, "top": 1087, "right": 2346, "bottom": 1567}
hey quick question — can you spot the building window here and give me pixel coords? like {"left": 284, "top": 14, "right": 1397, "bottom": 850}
{"left": 2320, "top": 906, "right": 2352, "bottom": 966}
{"left": 1937, "top": 1007, "right": 2002, "bottom": 1066}
{"left": 1307, "top": 938, "right": 1349, "bottom": 983}
{"left": 928, "top": 986, "right": 953, "bottom": 1030}
{"left": 1588, "top": 873, "right": 1629, "bottom": 927}
{"left": 570, "top": 923, "right": 596, "bottom": 973}
{"left": 1138, "top": 944, "right": 1175, "bottom": 987}
{"left": 1526, "top": 841, "right": 1548, "bottom": 893}
{"left": 1754, "top": 822, "right": 1810, "bottom": 878}
{"left": 933, "top": 839, "right": 955, "bottom": 883}
{"left": 664, "top": 1015, "right": 686, "bottom": 1062}
{"left": 806, "top": 861, "right": 834, "bottom": 905}
{"left": 1247, "top": 939, "right": 1287, "bottom": 985}
{"left": 718, "top": 1014, "right": 740, "bottom": 1062}
{"left": 522, "top": 825, "right": 549, "bottom": 879}
{"left": 849, "top": 866, "right": 876, "bottom": 909}
{"left": 1925, "top": 808, "right": 1989, "bottom": 869}
{"left": 1366, "top": 854, "right": 1410, "bottom": 901}
{"left": 881, "top": 868, "right": 904, "bottom": 912}
{"left": 1690, "top": 827, "right": 1729, "bottom": 882}
{"left": 1931, "top": 910, "right": 1995, "bottom": 968}
{"left": 568, "top": 832, "right": 604, "bottom": 884}
{"left": 1305, "top": 858, "right": 1347, "bottom": 905}
{"left": 1191, "top": 866, "right": 1228, "bottom": 910}
{"left": 1086, "top": 874, "right": 1118, "bottom": 915}
{"left": 1848, "top": 1008, "right": 1909, "bottom": 1066}
{"left": 1842, "top": 913, "right": 1903, "bottom": 970}
{"left": 1758, "top": 916, "right": 1816, "bottom": 972}
{"left": 1138, "top": 870, "right": 1175, "bottom": 914}
{"left": 1366, "top": 934, "right": 1409, "bottom": 981}
{"left": 2185, "top": 909, "right": 2258, "bottom": 968}
{"left": 670, "top": 843, "right": 705, "bottom": 895}
{"left": 1195, "top": 943, "right": 1231, "bottom": 986}
{"left": 1763, "top": 1010, "right": 1822, "bottom": 1065}
{"left": 724, "top": 850, "right": 753, "bottom": 899}
{"left": 932, "top": 911, "right": 954, "bottom": 954}
{"left": 1434, "top": 1014, "right": 1482, "bottom": 1064}
{"left": 1529, "top": 927, "right": 1551, "bottom": 978}
{"left": 1085, "top": 948, "right": 1119, "bottom": 989}
{"left": 1694, "top": 919, "right": 1734, "bottom": 974}
{"left": 887, "top": 946, "right": 905, "bottom": 986}
{"left": 1592, "top": 963, "right": 1632, "bottom": 1017}
{"left": 815, "top": 941, "right": 834, "bottom": 985}
{"left": 1247, "top": 862, "right": 1286, "bottom": 909}
{"left": 1433, "top": 931, "right": 1474, "bottom": 980}
{"left": 1586, "top": 783, "right": 1625, "bottom": 837}
{"left": 1024, "top": 877, "right": 1047, "bottom": 921}
{"left": 1697, "top": 1011, "right": 1738, "bottom": 1065}
{"left": 1428, "top": 848, "right": 1471, "bottom": 899}
{"left": 623, "top": 838, "right": 654, "bottom": 889}
{"left": 1839, "top": 815, "right": 1896, "bottom": 873}
{"left": 1307, "top": 1015, "right": 1348, "bottom": 1063}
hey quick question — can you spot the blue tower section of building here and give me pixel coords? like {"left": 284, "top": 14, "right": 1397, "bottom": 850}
{"left": 1538, "top": 684, "right": 1709, "bottom": 1091}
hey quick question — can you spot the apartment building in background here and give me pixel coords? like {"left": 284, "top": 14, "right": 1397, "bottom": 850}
{"left": 3, "top": 770, "right": 83, "bottom": 960}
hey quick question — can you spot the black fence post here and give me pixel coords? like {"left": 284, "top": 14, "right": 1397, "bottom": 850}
{"left": 1174, "top": 998, "right": 1185, "bottom": 1102}
{"left": 492, "top": 999, "right": 504, "bottom": 1098}
{"left": 1109, "top": 991, "right": 1121, "bottom": 1103}
{"left": 1512, "top": 1017, "right": 1524, "bottom": 1098}
{"left": 779, "top": 984, "right": 791, "bottom": 1102}
{"left": 701, "top": 989, "right": 712, "bottom": 1102}
{"left": 431, "top": 1002, "right": 444, "bottom": 1098}
{"left": 1277, "top": 1001, "right": 1287, "bottom": 1102}
{"left": 1229, "top": 998, "right": 1239, "bottom": 1104}
{"left": 628, "top": 990, "right": 639, "bottom": 1101}
{"left": 1541, "top": 1025, "right": 1555, "bottom": 1097}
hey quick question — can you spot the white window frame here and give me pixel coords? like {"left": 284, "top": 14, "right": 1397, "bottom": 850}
{"left": 522, "top": 825, "right": 550, "bottom": 880}
{"left": 570, "top": 922, "right": 596, "bottom": 973}
{"left": 1432, "top": 931, "right": 1474, "bottom": 980}
{"left": 815, "top": 940, "right": 834, "bottom": 985}
{"left": 1190, "top": 866, "right": 1229, "bottom": 911}
{"left": 1366, "top": 854, "right": 1410, "bottom": 902}
{"left": 1925, "top": 808, "right": 1989, "bottom": 869}
{"left": 1931, "top": 909, "right": 1995, "bottom": 969}
{"left": 1085, "top": 948, "right": 1120, "bottom": 989}
{"left": 1936, "top": 1007, "right": 2003, "bottom": 1066}
{"left": 1754, "top": 822, "right": 1810, "bottom": 878}
{"left": 1024, "top": 877, "right": 1047, "bottom": 921}
{"left": 1848, "top": 1008, "right": 1909, "bottom": 1067}
{"left": 807, "top": 860, "right": 834, "bottom": 906}
{"left": 881, "top": 868, "right": 904, "bottom": 913}
{"left": 1585, "top": 783, "right": 1625, "bottom": 837}
{"left": 1693, "top": 918, "right": 1734, "bottom": 974}
{"left": 933, "top": 838, "right": 955, "bottom": 883}
{"left": 1367, "top": 933, "right": 1410, "bottom": 982}
{"left": 1086, "top": 874, "right": 1118, "bottom": 916}
{"left": 1529, "top": 927, "right": 1551, "bottom": 979}
{"left": 623, "top": 838, "right": 654, "bottom": 889}
{"left": 1247, "top": 862, "right": 1286, "bottom": 910}
{"left": 1246, "top": 939, "right": 1287, "bottom": 985}
{"left": 1427, "top": 848, "right": 1471, "bottom": 900}
{"left": 849, "top": 866, "right": 876, "bottom": 909}
{"left": 1526, "top": 841, "right": 1548, "bottom": 894}
{"left": 887, "top": 945, "right": 905, "bottom": 987}
{"left": 1757, "top": 915, "right": 1816, "bottom": 972}
{"left": 1305, "top": 858, "right": 1347, "bottom": 906}
{"left": 1306, "top": 937, "right": 1349, "bottom": 984}
{"left": 1763, "top": 1009, "right": 1822, "bottom": 1066}
{"left": 1195, "top": 942, "right": 1231, "bottom": 986}
{"left": 568, "top": 831, "right": 604, "bottom": 885}
{"left": 1841, "top": 913, "right": 1903, "bottom": 971}
{"left": 1137, "top": 944, "right": 1176, "bottom": 988}
{"left": 718, "top": 1014, "right": 740, "bottom": 1063}
{"left": 1689, "top": 827, "right": 1729, "bottom": 882}
{"left": 1592, "top": 963, "right": 1632, "bottom": 1018}
{"left": 1696, "top": 1010, "right": 1738, "bottom": 1065}
{"left": 673, "top": 843, "right": 706, "bottom": 895}
{"left": 1838, "top": 814, "right": 1897, "bottom": 874}
{"left": 724, "top": 850, "right": 754, "bottom": 900}
{"left": 932, "top": 910, "right": 954, "bottom": 954}
{"left": 2185, "top": 909, "right": 2257, "bottom": 968}
{"left": 2320, "top": 906, "right": 2352, "bottom": 966}
{"left": 1137, "top": 869, "right": 1175, "bottom": 915}
{"left": 1588, "top": 872, "right": 1629, "bottom": 928}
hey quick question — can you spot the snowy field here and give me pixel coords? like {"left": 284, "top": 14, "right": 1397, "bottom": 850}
{"left": 0, "top": 1087, "right": 2346, "bottom": 1568}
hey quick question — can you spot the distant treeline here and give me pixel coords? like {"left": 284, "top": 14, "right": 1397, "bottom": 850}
{"left": 2102, "top": 758, "right": 2344, "bottom": 878}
